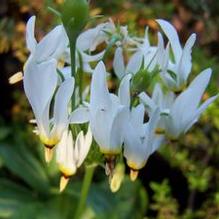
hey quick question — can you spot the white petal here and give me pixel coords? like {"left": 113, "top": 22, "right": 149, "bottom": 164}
{"left": 118, "top": 74, "right": 132, "bottom": 107}
{"left": 151, "top": 135, "right": 165, "bottom": 154}
{"left": 113, "top": 47, "right": 126, "bottom": 79}
{"left": 178, "top": 33, "right": 196, "bottom": 83}
{"left": 145, "top": 49, "right": 157, "bottom": 72}
{"left": 126, "top": 51, "right": 143, "bottom": 75}
{"left": 77, "top": 23, "right": 106, "bottom": 51}
{"left": 155, "top": 32, "right": 165, "bottom": 66}
{"left": 130, "top": 104, "right": 145, "bottom": 131}
{"left": 76, "top": 126, "right": 92, "bottom": 167}
{"left": 90, "top": 110, "right": 111, "bottom": 152}
{"left": 26, "top": 16, "right": 37, "bottom": 53}
{"left": 186, "top": 68, "right": 212, "bottom": 109}
{"left": 56, "top": 130, "right": 76, "bottom": 174}
{"left": 90, "top": 61, "right": 111, "bottom": 113}
{"left": 147, "top": 108, "right": 160, "bottom": 150}
{"left": 52, "top": 77, "right": 75, "bottom": 138}
{"left": 23, "top": 59, "right": 58, "bottom": 131}
{"left": 35, "top": 25, "right": 68, "bottom": 62}
{"left": 80, "top": 50, "right": 105, "bottom": 63}
{"left": 152, "top": 84, "right": 163, "bottom": 107}
{"left": 167, "top": 69, "right": 211, "bottom": 137}
{"left": 109, "top": 107, "right": 129, "bottom": 152}
{"left": 124, "top": 122, "right": 145, "bottom": 169}
{"left": 139, "top": 92, "right": 156, "bottom": 113}
{"left": 184, "top": 95, "right": 218, "bottom": 133}
{"left": 70, "top": 106, "right": 90, "bottom": 124}
{"left": 156, "top": 19, "right": 182, "bottom": 62}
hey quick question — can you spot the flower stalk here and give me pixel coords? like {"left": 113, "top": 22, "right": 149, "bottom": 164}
{"left": 74, "top": 165, "right": 96, "bottom": 219}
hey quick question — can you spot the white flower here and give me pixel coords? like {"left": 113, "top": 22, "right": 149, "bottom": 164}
{"left": 162, "top": 68, "right": 218, "bottom": 139}
{"left": 88, "top": 61, "right": 129, "bottom": 155}
{"left": 76, "top": 20, "right": 133, "bottom": 74}
{"left": 156, "top": 19, "right": 196, "bottom": 91}
{"left": 56, "top": 127, "right": 92, "bottom": 191}
{"left": 23, "top": 59, "right": 74, "bottom": 147}
{"left": 76, "top": 22, "right": 110, "bottom": 52}
{"left": 26, "top": 16, "right": 68, "bottom": 64}
{"left": 113, "top": 28, "right": 162, "bottom": 79}
{"left": 123, "top": 105, "right": 163, "bottom": 179}
{"left": 139, "top": 83, "right": 175, "bottom": 133}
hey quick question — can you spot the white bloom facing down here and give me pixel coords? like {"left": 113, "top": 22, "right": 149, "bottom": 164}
{"left": 89, "top": 61, "right": 129, "bottom": 155}
{"left": 124, "top": 105, "right": 163, "bottom": 171}
{"left": 23, "top": 59, "right": 75, "bottom": 147}
{"left": 139, "top": 83, "right": 175, "bottom": 132}
{"left": 164, "top": 68, "right": 217, "bottom": 139}
{"left": 113, "top": 28, "right": 160, "bottom": 79}
{"left": 56, "top": 127, "right": 92, "bottom": 191}
{"left": 56, "top": 127, "right": 92, "bottom": 177}
{"left": 139, "top": 69, "right": 217, "bottom": 139}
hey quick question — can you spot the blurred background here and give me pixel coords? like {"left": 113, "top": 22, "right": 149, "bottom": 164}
{"left": 0, "top": 0, "right": 219, "bottom": 218}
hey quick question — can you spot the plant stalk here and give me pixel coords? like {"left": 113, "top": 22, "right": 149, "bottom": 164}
{"left": 74, "top": 165, "right": 95, "bottom": 219}
{"left": 69, "top": 38, "right": 77, "bottom": 109}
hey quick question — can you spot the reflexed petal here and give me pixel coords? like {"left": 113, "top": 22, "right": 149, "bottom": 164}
{"left": 171, "top": 68, "right": 212, "bottom": 125}
{"left": 113, "top": 47, "right": 125, "bottom": 79}
{"left": 154, "top": 32, "right": 165, "bottom": 66}
{"left": 147, "top": 108, "right": 160, "bottom": 150}
{"left": 144, "top": 49, "right": 157, "bottom": 71}
{"left": 118, "top": 74, "right": 132, "bottom": 107}
{"left": 77, "top": 23, "right": 106, "bottom": 51}
{"left": 26, "top": 16, "right": 37, "bottom": 53}
{"left": 151, "top": 135, "right": 165, "bottom": 154}
{"left": 80, "top": 50, "right": 105, "bottom": 63}
{"left": 178, "top": 33, "right": 196, "bottom": 83}
{"left": 126, "top": 51, "right": 143, "bottom": 75}
{"left": 156, "top": 19, "right": 182, "bottom": 62}
{"left": 70, "top": 106, "right": 90, "bottom": 124}
{"left": 109, "top": 106, "right": 129, "bottom": 152}
{"left": 35, "top": 25, "right": 68, "bottom": 62}
{"left": 139, "top": 92, "right": 156, "bottom": 113}
{"left": 124, "top": 122, "right": 145, "bottom": 169}
{"left": 90, "top": 61, "right": 111, "bottom": 112}
{"left": 23, "top": 59, "right": 58, "bottom": 124}
{"left": 186, "top": 68, "right": 212, "bottom": 109}
{"left": 76, "top": 126, "right": 92, "bottom": 167}
{"left": 130, "top": 104, "right": 145, "bottom": 134}
{"left": 184, "top": 95, "right": 218, "bottom": 133}
{"left": 90, "top": 109, "right": 112, "bottom": 152}
{"left": 52, "top": 77, "right": 75, "bottom": 137}
{"left": 152, "top": 84, "right": 163, "bottom": 107}
{"left": 56, "top": 130, "right": 76, "bottom": 175}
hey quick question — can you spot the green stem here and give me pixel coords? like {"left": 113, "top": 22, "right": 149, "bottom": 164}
{"left": 74, "top": 165, "right": 96, "bottom": 219}
{"left": 69, "top": 38, "right": 76, "bottom": 109}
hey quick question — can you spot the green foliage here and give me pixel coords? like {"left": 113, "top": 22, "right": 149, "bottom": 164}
{"left": 150, "top": 180, "right": 179, "bottom": 219}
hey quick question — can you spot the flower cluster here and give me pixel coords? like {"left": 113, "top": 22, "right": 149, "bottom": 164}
{"left": 20, "top": 13, "right": 217, "bottom": 192}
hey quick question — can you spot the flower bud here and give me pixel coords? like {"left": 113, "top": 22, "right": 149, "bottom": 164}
{"left": 61, "top": 0, "right": 89, "bottom": 38}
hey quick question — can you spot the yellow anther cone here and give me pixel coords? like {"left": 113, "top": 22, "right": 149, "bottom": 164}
{"left": 44, "top": 147, "right": 54, "bottom": 163}
{"left": 60, "top": 176, "right": 70, "bottom": 192}
{"left": 130, "top": 169, "right": 139, "bottom": 182}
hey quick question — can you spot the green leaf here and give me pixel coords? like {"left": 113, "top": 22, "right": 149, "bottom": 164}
{"left": 0, "top": 179, "right": 35, "bottom": 218}
{"left": 0, "top": 144, "right": 50, "bottom": 194}
{"left": 87, "top": 177, "right": 148, "bottom": 219}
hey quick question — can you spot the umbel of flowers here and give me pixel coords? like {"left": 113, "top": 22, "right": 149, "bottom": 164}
{"left": 12, "top": 0, "right": 217, "bottom": 192}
